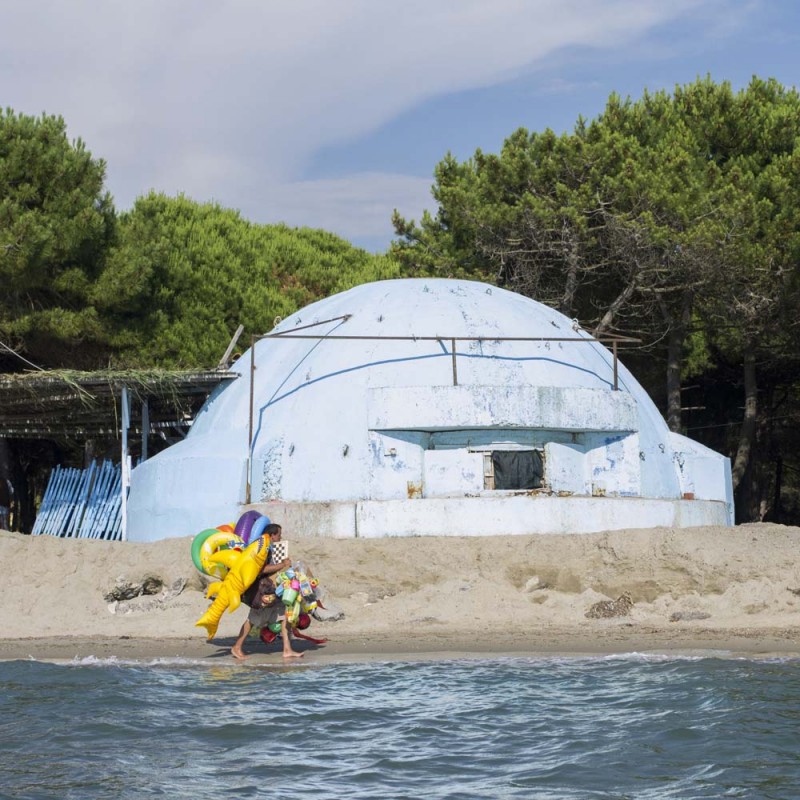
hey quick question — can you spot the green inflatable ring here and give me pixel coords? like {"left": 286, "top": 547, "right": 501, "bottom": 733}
{"left": 191, "top": 528, "right": 223, "bottom": 573}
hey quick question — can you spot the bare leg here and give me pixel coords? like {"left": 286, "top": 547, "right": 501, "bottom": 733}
{"left": 281, "top": 617, "right": 304, "bottom": 658}
{"left": 231, "top": 620, "right": 252, "bottom": 660}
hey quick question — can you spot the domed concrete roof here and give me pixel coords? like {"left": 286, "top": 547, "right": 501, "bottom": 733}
{"left": 127, "top": 279, "right": 706, "bottom": 541}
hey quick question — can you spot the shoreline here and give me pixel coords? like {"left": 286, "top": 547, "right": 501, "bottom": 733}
{"left": 3, "top": 625, "right": 800, "bottom": 664}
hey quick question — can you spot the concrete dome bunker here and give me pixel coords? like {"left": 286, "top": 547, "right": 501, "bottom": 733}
{"left": 127, "top": 279, "right": 733, "bottom": 542}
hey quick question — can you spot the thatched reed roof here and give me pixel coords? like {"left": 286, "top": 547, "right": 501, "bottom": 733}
{"left": 0, "top": 369, "right": 237, "bottom": 440}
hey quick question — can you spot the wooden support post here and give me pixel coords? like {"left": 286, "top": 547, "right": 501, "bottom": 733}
{"left": 121, "top": 386, "right": 130, "bottom": 541}
{"left": 217, "top": 324, "right": 245, "bottom": 370}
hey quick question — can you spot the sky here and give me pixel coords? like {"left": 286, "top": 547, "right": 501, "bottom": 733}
{"left": 1, "top": 0, "right": 799, "bottom": 252}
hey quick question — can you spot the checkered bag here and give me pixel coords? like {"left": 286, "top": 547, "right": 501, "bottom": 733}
{"left": 270, "top": 540, "right": 289, "bottom": 564}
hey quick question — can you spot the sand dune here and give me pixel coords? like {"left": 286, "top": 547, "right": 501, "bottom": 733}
{"left": 2, "top": 523, "right": 800, "bottom": 662}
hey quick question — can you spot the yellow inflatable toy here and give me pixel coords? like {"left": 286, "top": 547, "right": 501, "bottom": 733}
{"left": 198, "top": 531, "right": 244, "bottom": 580}
{"left": 195, "top": 534, "right": 271, "bottom": 640}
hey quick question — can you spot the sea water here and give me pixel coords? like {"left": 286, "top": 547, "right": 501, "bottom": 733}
{"left": 1, "top": 655, "right": 800, "bottom": 799}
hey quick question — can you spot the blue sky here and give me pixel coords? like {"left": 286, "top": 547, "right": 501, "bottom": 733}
{"left": 2, "top": 1, "right": 798, "bottom": 252}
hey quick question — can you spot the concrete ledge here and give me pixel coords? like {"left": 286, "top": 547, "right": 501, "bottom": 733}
{"left": 249, "top": 495, "right": 730, "bottom": 538}
{"left": 368, "top": 385, "right": 638, "bottom": 431}
{"left": 251, "top": 500, "right": 357, "bottom": 538}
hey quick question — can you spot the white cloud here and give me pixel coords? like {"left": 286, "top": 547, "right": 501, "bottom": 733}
{"left": 0, "top": 0, "right": 730, "bottom": 244}
{"left": 261, "top": 172, "right": 434, "bottom": 239}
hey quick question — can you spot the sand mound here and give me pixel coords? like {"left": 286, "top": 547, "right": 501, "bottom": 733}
{"left": 1, "top": 523, "right": 799, "bottom": 640}
{"left": 3, "top": 523, "right": 800, "bottom": 662}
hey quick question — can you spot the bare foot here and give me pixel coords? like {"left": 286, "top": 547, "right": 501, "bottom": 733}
{"left": 231, "top": 646, "right": 248, "bottom": 660}
{"left": 283, "top": 650, "right": 304, "bottom": 658}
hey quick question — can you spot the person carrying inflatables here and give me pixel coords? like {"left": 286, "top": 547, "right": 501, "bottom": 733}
{"left": 240, "top": 523, "right": 290, "bottom": 607}
{"left": 231, "top": 523, "right": 295, "bottom": 660}
{"left": 231, "top": 577, "right": 303, "bottom": 660}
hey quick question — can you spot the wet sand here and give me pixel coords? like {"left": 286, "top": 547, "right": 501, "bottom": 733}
{"left": 1, "top": 627, "right": 799, "bottom": 665}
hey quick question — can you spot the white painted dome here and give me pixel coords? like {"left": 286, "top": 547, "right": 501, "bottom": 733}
{"left": 128, "top": 279, "right": 731, "bottom": 541}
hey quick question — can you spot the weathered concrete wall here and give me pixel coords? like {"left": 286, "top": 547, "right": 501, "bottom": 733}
{"left": 670, "top": 432, "right": 735, "bottom": 524}
{"left": 544, "top": 441, "right": 587, "bottom": 494}
{"left": 251, "top": 495, "right": 730, "bottom": 538}
{"left": 423, "top": 449, "right": 484, "bottom": 497}
{"left": 584, "top": 432, "right": 641, "bottom": 496}
{"left": 362, "top": 425, "right": 646, "bottom": 500}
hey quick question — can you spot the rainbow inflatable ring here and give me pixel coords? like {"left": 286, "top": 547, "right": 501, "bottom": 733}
{"left": 190, "top": 512, "right": 272, "bottom": 580}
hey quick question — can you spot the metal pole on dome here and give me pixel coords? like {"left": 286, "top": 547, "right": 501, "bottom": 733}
{"left": 246, "top": 336, "right": 255, "bottom": 505}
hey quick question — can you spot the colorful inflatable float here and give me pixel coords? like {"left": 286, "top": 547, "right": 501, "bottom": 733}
{"left": 192, "top": 512, "right": 326, "bottom": 643}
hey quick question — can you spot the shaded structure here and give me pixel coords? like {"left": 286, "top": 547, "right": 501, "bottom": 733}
{"left": 0, "top": 369, "right": 237, "bottom": 533}
{"left": 129, "top": 279, "right": 733, "bottom": 541}
{"left": 0, "top": 369, "right": 236, "bottom": 441}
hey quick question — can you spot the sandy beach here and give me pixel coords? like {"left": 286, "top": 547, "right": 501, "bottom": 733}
{"left": 2, "top": 523, "right": 800, "bottom": 663}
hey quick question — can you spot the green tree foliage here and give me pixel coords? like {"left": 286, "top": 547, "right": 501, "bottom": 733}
{"left": 0, "top": 112, "right": 399, "bottom": 530}
{"left": 692, "top": 80, "right": 800, "bottom": 513}
{"left": 0, "top": 110, "right": 115, "bottom": 369}
{"left": 98, "top": 193, "right": 400, "bottom": 367}
{"left": 0, "top": 110, "right": 399, "bottom": 372}
{"left": 392, "top": 129, "right": 602, "bottom": 315}
{"left": 393, "top": 77, "right": 800, "bottom": 522}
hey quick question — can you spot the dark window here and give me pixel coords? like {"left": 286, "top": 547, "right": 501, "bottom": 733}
{"left": 492, "top": 450, "right": 543, "bottom": 490}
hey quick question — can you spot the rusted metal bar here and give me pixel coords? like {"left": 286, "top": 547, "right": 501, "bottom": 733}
{"left": 270, "top": 314, "right": 351, "bottom": 335}
{"left": 260, "top": 334, "right": 639, "bottom": 343}
{"left": 451, "top": 338, "right": 458, "bottom": 385}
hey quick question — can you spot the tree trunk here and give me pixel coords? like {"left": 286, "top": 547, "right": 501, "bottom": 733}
{"left": 594, "top": 278, "right": 637, "bottom": 336}
{"left": 665, "top": 325, "right": 683, "bottom": 433}
{"left": 84, "top": 439, "right": 96, "bottom": 468}
{"left": 558, "top": 225, "right": 579, "bottom": 317}
{"left": 731, "top": 349, "right": 757, "bottom": 491}
{"left": 772, "top": 456, "right": 783, "bottom": 523}
{"left": 0, "top": 438, "right": 10, "bottom": 531}
{"left": 0, "top": 438, "right": 33, "bottom": 533}
{"left": 18, "top": 457, "right": 36, "bottom": 534}
{"left": 0, "top": 438, "right": 11, "bottom": 487}
{"left": 665, "top": 293, "right": 692, "bottom": 433}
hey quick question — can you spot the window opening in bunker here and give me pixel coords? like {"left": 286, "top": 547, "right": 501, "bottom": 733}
{"left": 489, "top": 450, "right": 543, "bottom": 490}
